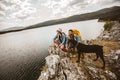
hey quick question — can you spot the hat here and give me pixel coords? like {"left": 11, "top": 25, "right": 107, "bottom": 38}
{"left": 57, "top": 28, "right": 62, "bottom": 33}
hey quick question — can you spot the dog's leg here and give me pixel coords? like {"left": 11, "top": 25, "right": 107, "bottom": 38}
{"left": 99, "top": 51, "right": 105, "bottom": 69}
{"left": 81, "top": 53, "right": 84, "bottom": 59}
{"left": 93, "top": 53, "right": 99, "bottom": 61}
{"left": 76, "top": 51, "right": 81, "bottom": 63}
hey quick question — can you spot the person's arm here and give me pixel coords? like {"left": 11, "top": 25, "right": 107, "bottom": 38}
{"left": 53, "top": 34, "right": 58, "bottom": 42}
{"left": 59, "top": 35, "right": 66, "bottom": 46}
{"left": 75, "top": 35, "right": 82, "bottom": 43}
{"left": 65, "top": 37, "right": 68, "bottom": 47}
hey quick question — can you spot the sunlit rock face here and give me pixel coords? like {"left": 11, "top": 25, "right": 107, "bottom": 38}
{"left": 98, "top": 21, "right": 120, "bottom": 41}
{"left": 38, "top": 54, "right": 87, "bottom": 80}
{"left": 37, "top": 21, "right": 120, "bottom": 80}
{"left": 104, "top": 50, "right": 120, "bottom": 79}
{"left": 38, "top": 55, "right": 60, "bottom": 80}
{"left": 38, "top": 49, "right": 120, "bottom": 80}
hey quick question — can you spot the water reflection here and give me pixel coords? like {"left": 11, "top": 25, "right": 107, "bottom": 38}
{"left": 0, "top": 19, "right": 104, "bottom": 80}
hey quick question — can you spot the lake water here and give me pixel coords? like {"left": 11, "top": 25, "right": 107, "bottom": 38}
{"left": 0, "top": 19, "right": 104, "bottom": 80}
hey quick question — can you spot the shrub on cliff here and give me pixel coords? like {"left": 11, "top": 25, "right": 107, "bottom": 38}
{"left": 104, "top": 21, "right": 114, "bottom": 31}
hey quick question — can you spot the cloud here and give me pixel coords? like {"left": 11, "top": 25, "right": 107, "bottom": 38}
{"left": 0, "top": 21, "right": 19, "bottom": 30}
{"left": 0, "top": 11, "right": 5, "bottom": 16}
{"left": 10, "top": 6, "right": 36, "bottom": 19}
{"left": 0, "top": 0, "right": 36, "bottom": 20}
{"left": 0, "top": 0, "right": 120, "bottom": 28}
{"left": 42, "top": 0, "right": 120, "bottom": 17}
{"left": 91, "top": 0, "right": 119, "bottom": 5}
{"left": 41, "top": 0, "right": 91, "bottom": 17}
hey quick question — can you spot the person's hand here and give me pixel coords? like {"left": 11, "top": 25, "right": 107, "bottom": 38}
{"left": 67, "top": 48, "right": 70, "bottom": 52}
{"left": 59, "top": 45, "right": 61, "bottom": 48}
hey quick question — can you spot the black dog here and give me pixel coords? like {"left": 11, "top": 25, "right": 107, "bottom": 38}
{"left": 68, "top": 39, "right": 105, "bottom": 69}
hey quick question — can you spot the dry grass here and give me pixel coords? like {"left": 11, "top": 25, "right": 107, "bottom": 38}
{"left": 41, "top": 64, "right": 48, "bottom": 71}
{"left": 93, "top": 40, "right": 120, "bottom": 54}
{"left": 70, "top": 40, "right": 120, "bottom": 71}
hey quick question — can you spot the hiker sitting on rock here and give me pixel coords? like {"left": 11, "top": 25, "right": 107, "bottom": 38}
{"left": 66, "top": 29, "right": 83, "bottom": 57}
{"left": 53, "top": 28, "right": 68, "bottom": 51}
{"left": 67, "top": 29, "right": 82, "bottom": 43}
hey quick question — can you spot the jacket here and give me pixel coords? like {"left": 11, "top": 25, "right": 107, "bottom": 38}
{"left": 53, "top": 34, "right": 66, "bottom": 46}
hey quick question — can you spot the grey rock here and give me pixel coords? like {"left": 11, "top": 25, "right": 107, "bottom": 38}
{"left": 97, "top": 21, "right": 120, "bottom": 41}
{"left": 38, "top": 46, "right": 120, "bottom": 80}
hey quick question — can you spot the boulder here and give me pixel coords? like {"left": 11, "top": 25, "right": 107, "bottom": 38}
{"left": 38, "top": 46, "right": 120, "bottom": 80}
{"left": 97, "top": 21, "right": 120, "bottom": 41}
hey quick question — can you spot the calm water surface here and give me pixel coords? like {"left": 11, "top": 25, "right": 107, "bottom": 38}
{"left": 0, "top": 19, "right": 104, "bottom": 80}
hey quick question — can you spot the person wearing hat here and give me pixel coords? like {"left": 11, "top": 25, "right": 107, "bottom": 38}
{"left": 53, "top": 28, "right": 67, "bottom": 51}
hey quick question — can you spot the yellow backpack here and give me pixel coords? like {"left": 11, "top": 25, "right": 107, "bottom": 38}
{"left": 73, "top": 29, "right": 82, "bottom": 39}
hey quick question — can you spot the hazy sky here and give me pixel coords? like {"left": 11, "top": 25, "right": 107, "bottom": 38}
{"left": 0, "top": 0, "right": 120, "bottom": 29}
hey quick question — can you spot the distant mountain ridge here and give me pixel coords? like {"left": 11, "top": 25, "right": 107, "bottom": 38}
{"left": 27, "top": 6, "right": 120, "bottom": 28}
{"left": 0, "top": 27, "right": 24, "bottom": 32}
{"left": 0, "top": 6, "right": 120, "bottom": 34}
